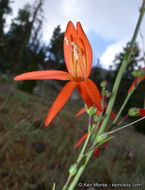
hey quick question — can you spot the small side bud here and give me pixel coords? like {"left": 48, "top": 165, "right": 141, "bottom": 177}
{"left": 85, "top": 104, "right": 97, "bottom": 115}
{"left": 128, "top": 108, "right": 140, "bottom": 117}
{"left": 133, "top": 70, "right": 144, "bottom": 78}
{"left": 92, "top": 124, "right": 97, "bottom": 129}
{"left": 93, "top": 115, "right": 99, "bottom": 122}
{"left": 69, "top": 163, "right": 78, "bottom": 176}
{"left": 105, "top": 90, "right": 111, "bottom": 98}
{"left": 100, "top": 80, "right": 107, "bottom": 88}
{"left": 96, "top": 133, "right": 108, "bottom": 143}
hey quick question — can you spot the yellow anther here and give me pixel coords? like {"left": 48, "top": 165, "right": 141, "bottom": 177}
{"left": 65, "top": 37, "right": 69, "bottom": 45}
{"left": 71, "top": 42, "right": 79, "bottom": 61}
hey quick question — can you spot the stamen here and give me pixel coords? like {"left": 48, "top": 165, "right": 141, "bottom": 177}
{"left": 65, "top": 38, "right": 86, "bottom": 80}
{"left": 71, "top": 42, "right": 79, "bottom": 61}
{"left": 71, "top": 41, "right": 87, "bottom": 79}
{"left": 65, "top": 37, "right": 69, "bottom": 45}
{"left": 77, "top": 47, "right": 86, "bottom": 79}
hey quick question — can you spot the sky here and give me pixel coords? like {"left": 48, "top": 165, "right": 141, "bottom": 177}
{"left": 6, "top": 0, "right": 145, "bottom": 69}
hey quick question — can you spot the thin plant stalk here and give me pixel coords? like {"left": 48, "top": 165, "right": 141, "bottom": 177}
{"left": 97, "top": 0, "right": 145, "bottom": 136}
{"left": 65, "top": 1, "right": 145, "bottom": 189}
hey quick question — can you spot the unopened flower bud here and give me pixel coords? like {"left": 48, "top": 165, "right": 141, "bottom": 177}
{"left": 133, "top": 70, "right": 144, "bottom": 78}
{"left": 93, "top": 115, "right": 98, "bottom": 122}
{"left": 105, "top": 90, "right": 111, "bottom": 98}
{"left": 100, "top": 80, "right": 107, "bottom": 88}
{"left": 69, "top": 163, "right": 77, "bottom": 176}
{"left": 128, "top": 108, "right": 140, "bottom": 117}
{"left": 96, "top": 133, "right": 108, "bottom": 143}
{"left": 85, "top": 104, "right": 97, "bottom": 115}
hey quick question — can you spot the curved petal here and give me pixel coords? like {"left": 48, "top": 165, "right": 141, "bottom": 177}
{"left": 77, "top": 82, "right": 93, "bottom": 108}
{"left": 76, "top": 22, "right": 93, "bottom": 78}
{"left": 64, "top": 21, "right": 93, "bottom": 80}
{"left": 128, "top": 77, "right": 139, "bottom": 93}
{"left": 139, "top": 108, "right": 145, "bottom": 116}
{"left": 74, "top": 132, "right": 88, "bottom": 149}
{"left": 64, "top": 21, "right": 77, "bottom": 75}
{"left": 77, "top": 79, "right": 103, "bottom": 112}
{"left": 14, "top": 70, "right": 71, "bottom": 81}
{"left": 94, "top": 148, "right": 100, "bottom": 157}
{"left": 75, "top": 107, "right": 86, "bottom": 117}
{"left": 45, "top": 81, "right": 77, "bottom": 126}
{"left": 128, "top": 68, "right": 145, "bottom": 93}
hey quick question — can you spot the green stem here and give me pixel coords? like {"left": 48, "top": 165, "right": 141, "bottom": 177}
{"left": 115, "top": 93, "right": 131, "bottom": 122}
{"left": 97, "top": 0, "right": 145, "bottom": 136}
{"left": 62, "top": 115, "right": 92, "bottom": 190}
{"left": 68, "top": 150, "right": 94, "bottom": 190}
{"left": 77, "top": 115, "right": 92, "bottom": 163}
{"left": 77, "top": 130, "right": 91, "bottom": 163}
{"left": 64, "top": 2, "right": 145, "bottom": 189}
{"left": 108, "top": 116, "right": 145, "bottom": 135}
{"left": 67, "top": 115, "right": 103, "bottom": 190}
{"left": 108, "top": 92, "right": 132, "bottom": 131}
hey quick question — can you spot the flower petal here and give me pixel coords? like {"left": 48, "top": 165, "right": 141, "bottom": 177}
{"left": 64, "top": 21, "right": 77, "bottom": 75}
{"left": 77, "top": 79, "right": 103, "bottom": 112}
{"left": 94, "top": 148, "right": 100, "bottom": 157}
{"left": 77, "top": 82, "right": 93, "bottom": 108}
{"left": 128, "top": 77, "right": 139, "bottom": 93}
{"left": 64, "top": 21, "right": 93, "bottom": 80}
{"left": 128, "top": 68, "right": 145, "bottom": 93}
{"left": 45, "top": 81, "right": 77, "bottom": 126}
{"left": 139, "top": 108, "right": 145, "bottom": 116}
{"left": 76, "top": 22, "right": 93, "bottom": 78}
{"left": 75, "top": 107, "right": 86, "bottom": 117}
{"left": 14, "top": 70, "right": 71, "bottom": 81}
{"left": 74, "top": 132, "right": 88, "bottom": 149}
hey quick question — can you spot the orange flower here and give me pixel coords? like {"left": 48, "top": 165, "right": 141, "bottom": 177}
{"left": 74, "top": 132, "right": 88, "bottom": 149}
{"left": 74, "top": 122, "right": 102, "bottom": 149}
{"left": 139, "top": 108, "right": 145, "bottom": 116}
{"left": 94, "top": 142, "right": 108, "bottom": 157}
{"left": 128, "top": 67, "right": 145, "bottom": 93}
{"left": 75, "top": 104, "right": 118, "bottom": 124}
{"left": 74, "top": 130, "right": 108, "bottom": 158}
{"left": 14, "top": 21, "right": 102, "bottom": 126}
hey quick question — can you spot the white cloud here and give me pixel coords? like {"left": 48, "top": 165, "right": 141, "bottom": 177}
{"left": 8, "top": 0, "right": 145, "bottom": 42}
{"left": 6, "top": 0, "right": 145, "bottom": 69}
{"left": 100, "top": 39, "right": 128, "bottom": 69}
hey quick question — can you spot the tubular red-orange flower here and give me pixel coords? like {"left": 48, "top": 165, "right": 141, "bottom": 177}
{"left": 74, "top": 132, "right": 88, "bottom": 149}
{"left": 75, "top": 104, "right": 118, "bottom": 124}
{"left": 94, "top": 142, "right": 108, "bottom": 157}
{"left": 128, "top": 67, "right": 145, "bottom": 93}
{"left": 139, "top": 108, "right": 145, "bottom": 116}
{"left": 74, "top": 130, "right": 108, "bottom": 158}
{"left": 14, "top": 21, "right": 102, "bottom": 126}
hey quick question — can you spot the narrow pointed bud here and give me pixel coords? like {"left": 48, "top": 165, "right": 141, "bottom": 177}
{"left": 100, "top": 80, "right": 107, "bottom": 88}
{"left": 85, "top": 104, "right": 97, "bottom": 115}
{"left": 52, "top": 183, "right": 56, "bottom": 190}
{"left": 93, "top": 115, "right": 99, "bottom": 122}
{"left": 69, "top": 163, "right": 78, "bottom": 176}
{"left": 96, "top": 132, "right": 108, "bottom": 143}
{"left": 133, "top": 70, "right": 144, "bottom": 78}
{"left": 104, "top": 90, "right": 111, "bottom": 98}
{"left": 128, "top": 108, "right": 140, "bottom": 117}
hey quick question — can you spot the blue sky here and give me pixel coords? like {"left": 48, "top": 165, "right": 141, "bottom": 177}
{"left": 87, "top": 31, "right": 115, "bottom": 66}
{"left": 6, "top": 0, "right": 145, "bottom": 69}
